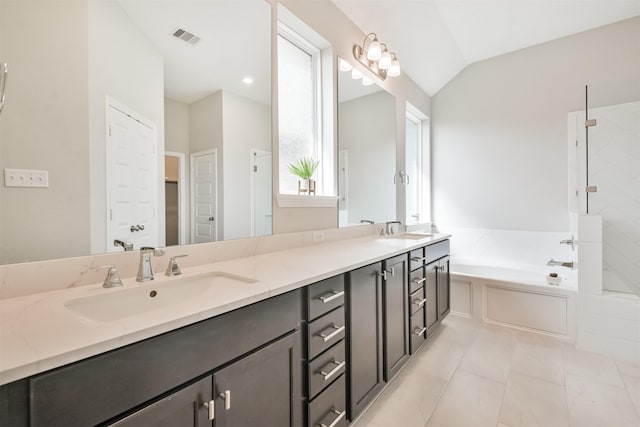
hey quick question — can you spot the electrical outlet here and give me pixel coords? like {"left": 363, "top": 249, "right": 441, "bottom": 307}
{"left": 312, "top": 231, "right": 325, "bottom": 243}
{"left": 4, "top": 168, "right": 49, "bottom": 188}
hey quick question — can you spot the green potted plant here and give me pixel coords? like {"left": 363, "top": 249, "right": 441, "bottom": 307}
{"left": 288, "top": 157, "right": 319, "bottom": 195}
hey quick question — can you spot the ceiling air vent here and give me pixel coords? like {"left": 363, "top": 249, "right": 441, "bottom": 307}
{"left": 171, "top": 28, "right": 201, "bottom": 45}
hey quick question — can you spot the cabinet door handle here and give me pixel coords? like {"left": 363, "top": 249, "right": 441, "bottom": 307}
{"left": 316, "top": 324, "right": 346, "bottom": 342}
{"left": 412, "top": 277, "right": 426, "bottom": 285}
{"left": 218, "top": 390, "right": 231, "bottom": 410}
{"left": 413, "top": 327, "right": 427, "bottom": 337}
{"left": 376, "top": 270, "right": 387, "bottom": 280}
{"left": 317, "top": 290, "right": 344, "bottom": 304}
{"left": 411, "top": 256, "right": 427, "bottom": 262}
{"left": 203, "top": 400, "right": 215, "bottom": 420}
{"left": 318, "top": 360, "right": 346, "bottom": 381}
{"left": 386, "top": 267, "right": 395, "bottom": 277}
{"left": 413, "top": 298, "right": 427, "bottom": 307}
{"left": 317, "top": 408, "right": 347, "bottom": 427}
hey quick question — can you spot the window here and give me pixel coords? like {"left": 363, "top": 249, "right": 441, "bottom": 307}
{"left": 405, "top": 105, "right": 430, "bottom": 225}
{"left": 277, "top": 23, "right": 327, "bottom": 196}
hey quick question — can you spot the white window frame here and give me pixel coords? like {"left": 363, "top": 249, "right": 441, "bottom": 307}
{"left": 405, "top": 104, "right": 431, "bottom": 225}
{"left": 277, "top": 24, "right": 325, "bottom": 194}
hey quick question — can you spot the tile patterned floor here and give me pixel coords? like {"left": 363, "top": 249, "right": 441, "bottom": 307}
{"left": 353, "top": 315, "right": 640, "bottom": 427}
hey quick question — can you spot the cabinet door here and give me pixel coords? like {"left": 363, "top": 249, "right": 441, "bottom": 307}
{"left": 437, "top": 257, "right": 451, "bottom": 320}
{"left": 383, "top": 254, "right": 409, "bottom": 381}
{"left": 425, "top": 261, "right": 439, "bottom": 333}
{"left": 109, "top": 377, "right": 211, "bottom": 427}
{"left": 346, "top": 262, "right": 384, "bottom": 421}
{"left": 213, "top": 331, "right": 300, "bottom": 427}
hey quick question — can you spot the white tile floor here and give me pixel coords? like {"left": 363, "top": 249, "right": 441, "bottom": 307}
{"left": 353, "top": 315, "right": 640, "bottom": 427}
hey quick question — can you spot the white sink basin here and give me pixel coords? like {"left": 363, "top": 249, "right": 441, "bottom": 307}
{"left": 385, "top": 233, "right": 433, "bottom": 240}
{"left": 65, "top": 272, "right": 257, "bottom": 322}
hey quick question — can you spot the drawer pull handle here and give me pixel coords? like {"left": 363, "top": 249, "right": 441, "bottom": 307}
{"left": 218, "top": 390, "right": 231, "bottom": 410}
{"left": 203, "top": 400, "right": 215, "bottom": 420}
{"left": 412, "top": 256, "right": 427, "bottom": 262}
{"left": 318, "top": 360, "right": 346, "bottom": 381}
{"left": 318, "top": 408, "right": 347, "bottom": 427}
{"left": 317, "top": 324, "right": 346, "bottom": 342}
{"left": 412, "top": 277, "right": 426, "bottom": 285}
{"left": 413, "top": 327, "right": 427, "bottom": 337}
{"left": 413, "top": 298, "right": 427, "bottom": 307}
{"left": 317, "top": 290, "right": 345, "bottom": 304}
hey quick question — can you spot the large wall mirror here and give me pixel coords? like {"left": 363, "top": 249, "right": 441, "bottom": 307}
{"left": 337, "top": 58, "right": 396, "bottom": 227}
{"left": 0, "top": 0, "right": 272, "bottom": 264}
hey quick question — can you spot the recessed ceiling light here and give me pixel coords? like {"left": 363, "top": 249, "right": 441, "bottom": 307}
{"left": 243, "top": 77, "right": 254, "bottom": 85}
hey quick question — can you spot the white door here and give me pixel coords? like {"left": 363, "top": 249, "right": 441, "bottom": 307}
{"left": 106, "top": 105, "right": 157, "bottom": 252}
{"left": 191, "top": 150, "right": 217, "bottom": 243}
{"left": 251, "top": 149, "right": 272, "bottom": 237}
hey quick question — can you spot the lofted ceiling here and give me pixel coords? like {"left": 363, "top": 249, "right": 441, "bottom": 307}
{"left": 332, "top": 0, "right": 640, "bottom": 96}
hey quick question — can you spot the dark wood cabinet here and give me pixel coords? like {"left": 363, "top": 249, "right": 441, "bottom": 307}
{"left": 346, "top": 262, "right": 384, "bottom": 421}
{"left": 0, "top": 240, "right": 451, "bottom": 427}
{"left": 425, "top": 260, "right": 439, "bottom": 334}
{"left": 437, "top": 257, "right": 450, "bottom": 320}
{"left": 108, "top": 378, "right": 211, "bottom": 427}
{"left": 382, "top": 254, "right": 409, "bottom": 381}
{"left": 213, "top": 331, "right": 300, "bottom": 427}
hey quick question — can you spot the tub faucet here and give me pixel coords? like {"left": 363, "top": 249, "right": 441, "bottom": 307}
{"left": 546, "top": 259, "right": 575, "bottom": 270}
{"left": 137, "top": 247, "right": 165, "bottom": 282}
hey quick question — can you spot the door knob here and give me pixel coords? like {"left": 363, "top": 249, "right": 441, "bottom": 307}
{"left": 208, "top": 217, "right": 214, "bottom": 221}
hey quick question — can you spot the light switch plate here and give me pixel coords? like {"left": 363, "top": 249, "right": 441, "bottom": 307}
{"left": 4, "top": 168, "right": 49, "bottom": 188}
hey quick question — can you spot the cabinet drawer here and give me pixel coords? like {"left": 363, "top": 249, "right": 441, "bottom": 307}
{"left": 309, "top": 374, "right": 347, "bottom": 427}
{"left": 308, "top": 307, "right": 346, "bottom": 360}
{"left": 308, "top": 275, "right": 345, "bottom": 321}
{"left": 409, "top": 247, "right": 425, "bottom": 271}
{"left": 425, "top": 240, "right": 450, "bottom": 264}
{"left": 308, "top": 341, "right": 346, "bottom": 400}
{"left": 409, "top": 287, "right": 426, "bottom": 316}
{"left": 409, "top": 268, "right": 425, "bottom": 294}
{"left": 410, "top": 308, "right": 426, "bottom": 354}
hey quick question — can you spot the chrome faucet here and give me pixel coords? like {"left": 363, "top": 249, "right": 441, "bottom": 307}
{"left": 113, "top": 239, "right": 134, "bottom": 251}
{"left": 559, "top": 235, "right": 577, "bottom": 251}
{"left": 165, "top": 255, "right": 188, "bottom": 276}
{"left": 137, "top": 247, "right": 165, "bottom": 282}
{"left": 360, "top": 219, "right": 374, "bottom": 224}
{"left": 97, "top": 265, "right": 123, "bottom": 288}
{"left": 547, "top": 259, "right": 575, "bottom": 269}
{"left": 385, "top": 221, "right": 402, "bottom": 235}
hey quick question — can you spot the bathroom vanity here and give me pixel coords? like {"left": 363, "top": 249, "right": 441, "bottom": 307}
{"left": 0, "top": 235, "right": 450, "bottom": 426}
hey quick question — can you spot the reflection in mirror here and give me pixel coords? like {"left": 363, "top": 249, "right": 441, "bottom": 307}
{"left": 337, "top": 58, "right": 396, "bottom": 227}
{"left": 0, "top": 0, "right": 272, "bottom": 265}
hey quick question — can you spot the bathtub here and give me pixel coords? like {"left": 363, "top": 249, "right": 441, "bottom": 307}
{"left": 450, "top": 260, "right": 577, "bottom": 341}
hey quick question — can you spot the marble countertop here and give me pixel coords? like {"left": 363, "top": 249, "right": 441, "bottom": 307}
{"left": 0, "top": 233, "right": 449, "bottom": 386}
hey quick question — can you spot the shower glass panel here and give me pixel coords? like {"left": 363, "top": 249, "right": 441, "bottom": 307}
{"left": 585, "top": 85, "right": 640, "bottom": 296}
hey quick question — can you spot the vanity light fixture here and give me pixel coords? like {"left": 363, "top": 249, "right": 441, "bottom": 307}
{"left": 362, "top": 77, "right": 373, "bottom": 86}
{"left": 353, "top": 32, "right": 400, "bottom": 81}
{"left": 242, "top": 76, "right": 254, "bottom": 85}
{"left": 351, "top": 68, "right": 363, "bottom": 80}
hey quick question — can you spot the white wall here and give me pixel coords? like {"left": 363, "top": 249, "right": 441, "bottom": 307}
{"left": 432, "top": 17, "right": 640, "bottom": 232}
{"left": 338, "top": 91, "right": 396, "bottom": 224}
{"left": 88, "top": 0, "right": 165, "bottom": 253}
{"left": 0, "top": 0, "right": 90, "bottom": 264}
{"left": 221, "top": 92, "right": 271, "bottom": 240}
{"left": 164, "top": 98, "right": 191, "bottom": 239}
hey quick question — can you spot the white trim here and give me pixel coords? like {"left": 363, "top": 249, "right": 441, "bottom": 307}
{"left": 250, "top": 149, "right": 272, "bottom": 237}
{"left": 190, "top": 148, "right": 218, "bottom": 243}
{"left": 276, "top": 194, "right": 338, "bottom": 208}
{"left": 164, "top": 151, "right": 187, "bottom": 245}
